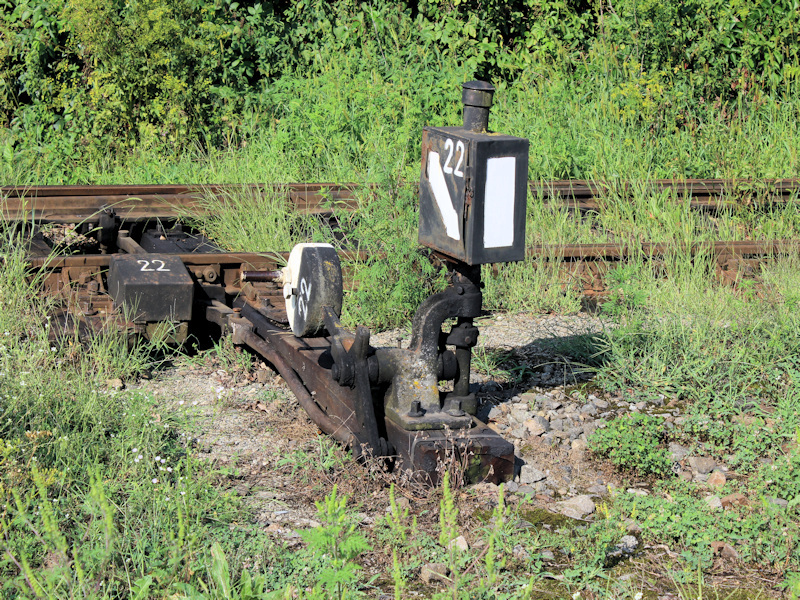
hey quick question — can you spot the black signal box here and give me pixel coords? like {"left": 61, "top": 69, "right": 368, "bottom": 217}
{"left": 419, "top": 126, "right": 529, "bottom": 265}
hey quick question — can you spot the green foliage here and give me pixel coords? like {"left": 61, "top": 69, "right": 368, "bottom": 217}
{"left": 606, "top": 482, "right": 800, "bottom": 571}
{"left": 0, "top": 234, "right": 276, "bottom": 597}
{"left": 384, "top": 484, "right": 411, "bottom": 546}
{"left": 438, "top": 472, "right": 459, "bottom": 549}
{"left": 589, "top": 413, "right": 671, "bottom": 477}
{"left": 3, "top": 0, "right": 800, "bottom": 171}
{"left": 756, "top": 442, "right": 800, "bottom": 507}
{"left": 301, "top": 485, "right": 371, "bottom": 600}
{"left": 597, "top": 0, "right": 800, "bottom": 94}
{"left": 341, "top": 186, "right": 448, "bottom": 329}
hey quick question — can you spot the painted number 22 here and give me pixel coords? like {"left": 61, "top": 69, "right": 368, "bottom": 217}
{"left": 442, "top": 138, "right": 465, "bottom": 178}
{"left": 137, "top": 259, "right": 170, "bottom": 272}
{"left": 297, "top": 278, "right": 313, "bottom": 320}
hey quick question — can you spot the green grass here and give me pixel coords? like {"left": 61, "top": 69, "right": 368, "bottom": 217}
{"left": 0, "top": 234, "right": 282, "bottom": 597}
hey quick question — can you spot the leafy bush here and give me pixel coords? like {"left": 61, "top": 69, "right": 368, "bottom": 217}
{"left": 589, "top": 413, "right": 671, "bottom": 477}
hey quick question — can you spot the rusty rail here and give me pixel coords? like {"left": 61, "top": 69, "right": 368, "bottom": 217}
{"left": 1, "top": 183, "right": 362, "bottom": 222}
{"left": 529, "top": 178, "right": 800, "bottom": 210}
{"left": 4, "top": 178, "right": 800, "bottom": 223}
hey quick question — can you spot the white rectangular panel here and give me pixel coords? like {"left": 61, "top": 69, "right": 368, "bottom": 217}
{"left": 428, "top": 151, "right": 461, "bottom": 240}
{"left": 483, "top": 156, "right": 516, "bottom": 248}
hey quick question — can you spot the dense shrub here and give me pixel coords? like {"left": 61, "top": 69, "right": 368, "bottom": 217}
{"left": 2, "top": 0, "right": 799, "bottom": 162}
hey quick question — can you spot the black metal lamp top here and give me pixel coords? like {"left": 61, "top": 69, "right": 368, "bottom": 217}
{"left": 462, "top": 80, "right": 495, "bottom": 133}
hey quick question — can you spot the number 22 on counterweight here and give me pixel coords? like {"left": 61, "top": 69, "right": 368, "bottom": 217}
{"left": 297, "top": 278, "right": 312, "bottom": 320}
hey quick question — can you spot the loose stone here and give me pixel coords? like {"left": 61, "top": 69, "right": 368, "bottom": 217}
{"left": 707, "top": 471, "right": 726, "bottom": 488}
{"left": 420, "top": 563, "right": 449, "bottom": 584}
{"left": 519, "top": 464, "right": 546, "bottom": 484}
{"left": 555, "top": 494, "right": 595, "bottom": 519}
{"left": 688, "top": 456, "right": 717, "bottom": 474}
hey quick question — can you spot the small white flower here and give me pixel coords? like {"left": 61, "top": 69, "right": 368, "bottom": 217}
{"left": 152, "top": 478, "right": 158, "bottom": 484}
{"left": 155, "top": 455, "right": 161, "bottom": 462}
{"left": 137, "top": 454, "right": 143, "bottom": 460}
{"left": 180, "top": 491, "right": 186, "bottom": 496}
{"left": 160, "top": 458, "right": 166, "bottom": 464}
{"left": 192, "top": 401, "right": 198, "bottom": 406}
{"left": 167, "top": 467, "right": 172, "bottom": 473}
{"left": 165, "top": 497, "right": 170, "bottom": 501}
{"left": 178, "top": 400, "right": 184, "bottom": 405}
{"left": 132, "top": 448, "right": 138, "bottom": 453}
{"left": 634, "top": 593, "right": 643, "bottom": 600}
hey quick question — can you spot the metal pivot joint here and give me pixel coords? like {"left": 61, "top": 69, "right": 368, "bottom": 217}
{"left": 376, "top": 263, "right": 482, "bottom": 431}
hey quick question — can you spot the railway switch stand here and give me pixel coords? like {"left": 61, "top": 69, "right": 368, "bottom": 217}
{"left": 11, "top": 82, "right": 532, "bottom": 485}
{"left": 271, "top": 81, "right": 528, "bottom": 483}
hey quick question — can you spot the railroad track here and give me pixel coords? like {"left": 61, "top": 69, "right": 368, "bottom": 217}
{"left": 3, "top": 177, "right": 799, "bottom": 223}
{"left": 3, "top": 81, "right": 799, "bottom": 485}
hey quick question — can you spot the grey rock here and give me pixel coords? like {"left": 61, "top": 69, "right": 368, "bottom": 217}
{"left": 520, "top": 392, "right": 547, "bottom": 405}
{"left": 587, "top": 484, "right": 608, "bottom": 495}
{"left": 703, "top": 495, "right": 722, "bottom": 510}
{"left": 520, "top": 464, "right": 547, "bottom": 484}
{"left": 567, "top": 427, "right": 584, "bottom": 441}
{"left": 487, "top": 406, "right": 503, "bottom": 420}
{"left": 605, "top": 535, "right": 639, "bottom": 562}
{"left": 769, "top": 497, "right": 789, "bottom": 509}
{"left": 511, "top": 426, "right": 527, "bottom": 438}
{"left": 550, "top": 418, "right": 564, "bottom": 431}
{"left": 626, "top": 488, "right": 649, "bottom": 496}
{"left": 555, "top": 495, "right": 595, "bottom": 519}
{"left": 635, "top": 401, "right": 647, "bottom": 411}
{"left": 517, "top": 485, "right": 536, "bottom": 495}
{"left": 668, "top": 443, "right": 689, "bottom": 461}
{"left": 571, "top": 438, "right": 588, "bottom": 453}
{"left": 420, "top": 563, "right": 449, "bottom": 584}
{"left": 530, "top": 415, "right": 550, "bottom": 433}
{"left": 509, "top": 408, "right": 531, "bottom": 424}
{"left": 447, "top": 535, "right": 469, "bottom": 552}
{"left": 688, "top": 456, "right": 716, "bottom": 474}
{"left": 618, "top": 535, "right": 639, "bottom": 553}
{"left": 593, "top": 398, "right": 609, "bottom": 409}
{"left": 506, "top": 480, "right": 519, "bottom": 492}
{"left": 512, "top": 545, "right": 530, "bottom": 560}
{"left": 624, "top": 519, "right": 642, "bottom": 534}
{"left": 540, "top": 550, "right": 555, "bottom": 561}
{"left": 580, "top": 403, "right": 598, "bottom": 416}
